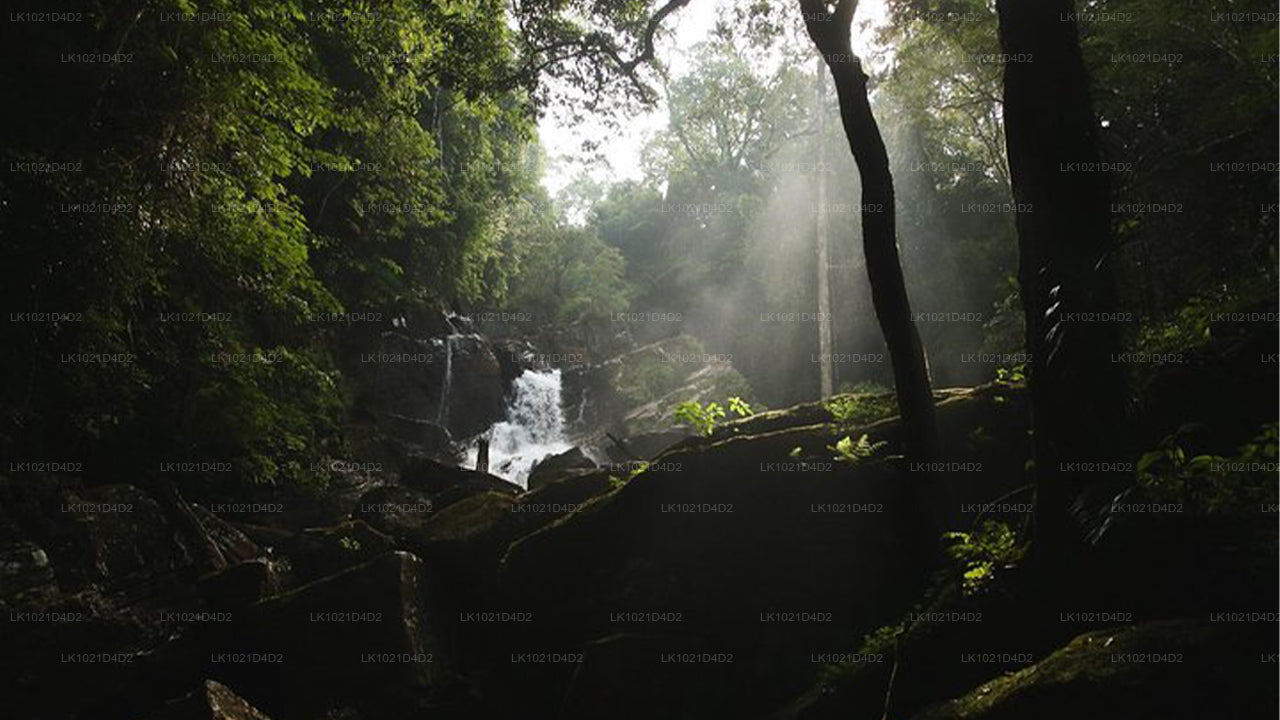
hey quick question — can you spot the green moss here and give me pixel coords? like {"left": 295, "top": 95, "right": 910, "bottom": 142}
{"left": 824, "top": 392, "right": 897, "bottom": 427}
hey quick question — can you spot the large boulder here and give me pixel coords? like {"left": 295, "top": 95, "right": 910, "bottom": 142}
{"left": 560, "top": 634, "right": 739, "bottom": 720}
{"left": 496, "top": 385, "right": 1030, "bottom": 716}
{"left": 436, "top": 332, "right": 507, "bottom": 438}
{"left": 364, "top": 330, "right": 506, "bottom": 442}
{"left": 412, "top": 470, "right": 618, "bottom": 578}
{"left": 150, "top": 680, "right": 274, "bottom": 720}
{"left": 208, "top": 551, "right": 453, "bottom": 719}
{"left": 560, "top": 333, "right": 754, "bottom": 453}
{"left": 210, "top": 460, "right": 386, "bottom": 531}
{"left": 527, "top": 446, "right": 596, "bottom": 490}
{"left": 911, "top": 620, "right": 1277, "bottom": 720}
{"left": 608, "top": 429, "right": 693, "bottom": 463}
{"left": 230, "top": 520, "right": 395, "bottom": 592}
{"left": 399, "top": 457, "right": 521, "bottom": 510}
{"left": 0, "top": 478, "right": 230, "bottom": 720}
{"left": 0, "top": 480, "right": 197, "bottom": 591}
{"left": 197, "top": 559, "right": 281, "bottom": 611}
{"left": 351, "top": 485, "right": 436, "bottom": 538}
{"left": 380, "top": 414, "right": 457, "bottom": 463}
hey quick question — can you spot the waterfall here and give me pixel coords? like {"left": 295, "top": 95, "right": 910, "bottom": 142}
{"left": 575, "top": 386, "right": 589, "bottom": 424}
{"left": 468, "top": 368, "right": 571, "bottom": 487}
{"left": 437, "top": 335, "right": 455, "bottom": 427}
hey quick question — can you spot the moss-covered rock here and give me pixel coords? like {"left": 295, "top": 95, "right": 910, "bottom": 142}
{"left": 149, "top": 679, "right": 274, "bottom": 720}
{"left": 912, "top": 620, "right": 1277, "bottom": 720}
{"left": 209, "top": 551, "right": 452, "bottom": 719}
{"left": 527, "top": 446, "right": 597, "bottom": 490}
{"left": 495, "top": 384, "right": 1031, "bottom": 716}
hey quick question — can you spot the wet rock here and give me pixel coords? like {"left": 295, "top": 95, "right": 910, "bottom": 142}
{"left": 492, "top": 337, "right": 541, "bottom": 390}
{"left": 189, "top": 504, "right": 261, "bottom": 566}
{"left": 399, "top": 457, "right": 521, "bottom": 511}
{"left": 527, "top": 447, "right": 596, "bottom": 490}
{"left": 911, "top": 620, "right": 1277, "bottom": 720}
{"left": 363, "top": 330, "right": 505, "bottom": 440}
{"left": 436, "top": 333, "right": 506, "bottom": 438}
{"left": 0, "top": 478, "right": 196, "bottom": 597}
{"left": 221, "top": 461, "right": 386, "bottom": 531}
{"left": 0, "top": 477, "right": 220, "bottom": 719}
{"left": 508, "top": 471, "right": 618, "bottom": 531}
{"left": 0, "top": 538, "right": 54, "bottom": 604}
{"left": 351, "top": 485, "right": 436, "bottom": 538}
{"left": 150, "top": 679, "right": 274, "bottom": 720}
{"left": 415, "top": 473, "right": 617, "bottom": 584}
{"left": 498, "top": 385, "right": 1031, "bottom": 713}
{"left": 560, "top": 634, "right": 740, "bottom": 720}
{"left": 210, "top": 551, "right": 452, "bottom": 720}
{"left": 232, "top": 520, "right": 394, "bottom": 590}
{"left": 419, "top": 492, "right": 516, "bottom": 547}
{"left": 380, "top": 414, "right": 456, "bottom": 462}
{"left": 198, "top": 559, "right": 280, "bottom": 611}
{"left": 608, "top": 429, "right": 692, "bottom": 463}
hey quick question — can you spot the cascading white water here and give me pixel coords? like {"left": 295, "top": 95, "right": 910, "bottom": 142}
{"left": 437, "top": 335, "right": 455, "bottom": 426}
{"left": 469, "top": 368, "right": 571, "bottom": 487}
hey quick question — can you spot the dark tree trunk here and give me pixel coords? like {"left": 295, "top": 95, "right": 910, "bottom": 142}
{"left": 800, "top": 0, "right": 940, "bottom": 463}
{"left": 997, "top": 0, "right": 1126, "bottom": 563}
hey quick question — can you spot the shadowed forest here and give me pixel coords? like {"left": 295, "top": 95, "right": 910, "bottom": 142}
{"left": 1, "top": 1, "right": 1277, "bottom": 718}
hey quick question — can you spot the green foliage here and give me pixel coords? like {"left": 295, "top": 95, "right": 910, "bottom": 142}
{"left": 995, "top": 364, "right": 1026, "bottom": 385}
{"left": 825, "top": 392, "right": 896, "bottom": 427}
{"left": 616, "top": 360, "right": 684, "bottom": 408}
{"left": 1083, "top": 0, "right": 1277, "bottom": 317}
{"left": 501, "top": 222, "right": 632, "bottom": 323}
{"left": 0, "top": 0, "right": 540, "bottom": 486}
{"left": 1134, "top": 424, "right": 1279, "bottom": 516}
{"left": 674, "top": 400, "right": 726, "bottom": 437}
{"left": 613, "top": 336, "right": 707, "bottom": 407}
{"left": 1134, "top": 283, "right": 1274, "bottom": 359}
{"left": 942, "top": 521, "right": 1025, "bottom": 596}
{"left": 828, "top": 434, "right": 887, "bottom": 466}
{"left": 672, "top": 394, "right": 756, "bottom": 437}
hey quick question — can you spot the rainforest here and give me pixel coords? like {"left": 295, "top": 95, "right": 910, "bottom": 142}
{"left": 0, "top": 1, "right": 1277, "bottom": 718}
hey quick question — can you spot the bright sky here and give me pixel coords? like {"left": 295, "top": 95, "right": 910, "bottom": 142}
{"left": 537, "top": 0, "right": 890, "bottom": 195}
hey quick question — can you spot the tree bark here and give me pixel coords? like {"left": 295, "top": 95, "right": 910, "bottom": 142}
{"left": 815, "top": 57, "right": 834, "bottom": 399}
{"left": 996, "top": 0, "right": 1126, "bottom": 563}
{"left": 800, "top": 0, "right": 939, "bottom": 461}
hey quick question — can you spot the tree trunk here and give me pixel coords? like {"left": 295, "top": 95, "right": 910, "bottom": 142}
{"left": 815, "top": 57, "right": 834, "bottom": 399}
{"left": 800, "top": 0, "right": 940, "bottom": 462}
{"left": 476, "top": 436, "right": 490, "bottom": 474}
{"left": 996, "top": 0, "right": 1126, "bottom": 563}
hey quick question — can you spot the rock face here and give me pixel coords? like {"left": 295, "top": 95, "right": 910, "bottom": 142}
{"left": 0, "top": 477, "right": 225, "bottom": 720}
{"left": 435, "top": 332, "right": 508, "bottom": 438}
{"left": 150, "top": 679, "right": 274, "bottom": 720}
{"left": 607, "top": 429, "right": 693, "bottom": 464}
{"left": 497, "top": 443, "right": 926, "bottom": 716}
{"left": 912, "top": 621, "right": 1277, "bottom": 720}
{"left": 360, "top": 325, "right": 507, "bottom": 460}
{"left": 209, "top": 551, "right": 451, "bottom": 720}
{"left": 560, "top": 333, "right": 755, "bottom": 458}
{"left": 352, "top": 485, "right": 437, "bottom": 537}
{"left": 526, "top": 446, "right": 597, "bottom": 490}
{"left": 560, "top": 634, "right": 738, "bottom": 720}
{"left": 495, "top": 384, "right": 1030, "bottom": 717}
{"left": 232, "top": 520, "right": 395, "bottom": 592}
{"left": 398, "top": 456, "right": 521, "bottom": 510}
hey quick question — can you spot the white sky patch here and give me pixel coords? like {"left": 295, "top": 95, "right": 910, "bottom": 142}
{"left": 537, "top": 0, "right": 891, "bottom": 195}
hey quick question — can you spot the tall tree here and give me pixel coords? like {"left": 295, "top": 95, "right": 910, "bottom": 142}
{"left": 798, "top": 0, "right": 940, "bottom": 459}
{"left": 996, "top": 0, "right": 1126, "bottom": 562}
{"left": 815, "top": 57, "right": 835, "bottom": 399}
